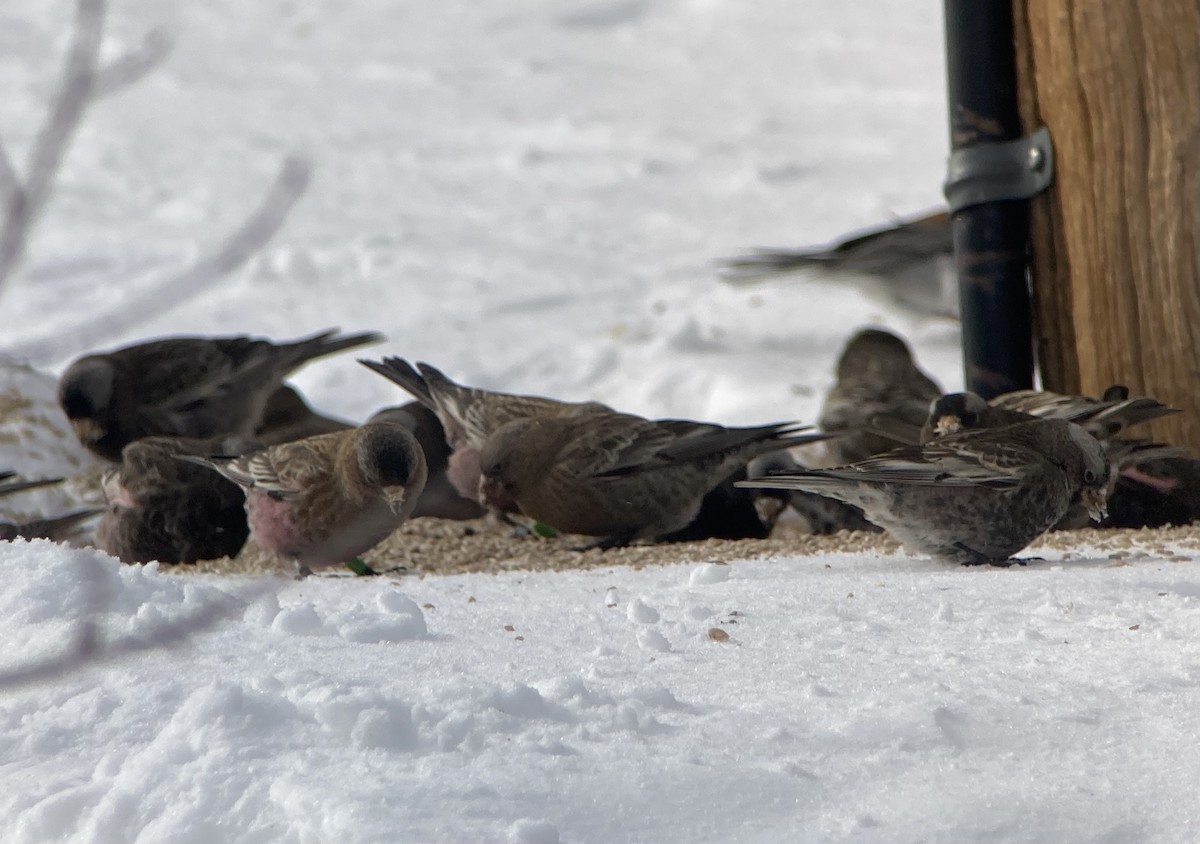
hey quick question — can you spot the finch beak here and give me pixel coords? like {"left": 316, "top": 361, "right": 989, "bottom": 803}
{"left": 479, "top": 476, "right": 519, "bottom": 513}
{"left": 383, "top": 488, "right": 408, "bottom": 514}
{"left": 1081, "top": 487, "right": 1109, "bottom": 523}
{"left": 71, "top": 418, "right": 104, "bottom": 448}
{"left": 100, "top": 467, "right": 136, "bottom": 509}
{"left": 934, "top": 415, "right": 961, "bottom": 436}
{"left": 753, "top": 494, "right": 788, "bottom": 529}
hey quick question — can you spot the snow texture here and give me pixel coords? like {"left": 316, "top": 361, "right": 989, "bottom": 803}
{"left": 2, "top": 1, "right": 1194, "bottom": 842}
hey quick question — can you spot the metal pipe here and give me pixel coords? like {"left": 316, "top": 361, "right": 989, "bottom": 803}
{"left": 943, "top": 0, "right": 1034, "bottom": 398}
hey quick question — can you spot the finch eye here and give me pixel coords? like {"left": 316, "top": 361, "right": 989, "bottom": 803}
{"left": 1084, "top": 469, "right": 1099, "bottom": 484}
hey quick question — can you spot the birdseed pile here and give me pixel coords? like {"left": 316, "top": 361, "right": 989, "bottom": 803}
{"left": 175, "top": 519, "right": 1200, "bottom": 579}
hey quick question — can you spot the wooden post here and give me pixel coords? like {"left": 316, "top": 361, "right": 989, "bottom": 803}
{"left": 1013, "top": 0, "right": 1200, "bottom": 450}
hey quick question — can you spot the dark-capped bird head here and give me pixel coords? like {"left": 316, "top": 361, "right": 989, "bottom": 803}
{"left": 356, "top": 423, "right": 424, "bottom": 489}
{"left": 834, "top": 328, "right": 916, "bottom": 380}
{"left": 927, "top": 392, "right": 988, "bottom": 437}
{"left": 1065, "top": 423, "right": 1112, "bottom": 522}
{"left": 59, "top": 357, "right": 114, "bottom": 419}
{"left": 58, "top": 357, "right": 123, "bottom": 460}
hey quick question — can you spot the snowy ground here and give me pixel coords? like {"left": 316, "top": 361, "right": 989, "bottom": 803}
{"left": 2, "top": 1, "right": 1198, "bottom": 842}
{"left": 6, "top": 539, "right": 1200, "bottom": 844}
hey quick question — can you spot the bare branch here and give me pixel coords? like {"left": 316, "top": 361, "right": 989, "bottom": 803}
{"left": 93, "top": 27, "right": 174, "bottom": 98}
{"left": 0, "top": 150, "right": 20, "bottom": 208}
{"left": 196, "top": 154, "right": 312, "bottom": 278}
{"left": 7, "top": 155, "right": 313, "bottom": 362}
{"left": 0, "top": 0, "right": 309, "bottom": 363}
{"left": 0, "top": 0, "right": 106, "bottom": 287}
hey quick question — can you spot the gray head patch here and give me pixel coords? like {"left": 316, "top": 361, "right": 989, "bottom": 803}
{"left": 1066, "top": 422, "right": 1108, "bottom": 482}
{"left": 60, "top": 358, "right": 115, "bottom": 418}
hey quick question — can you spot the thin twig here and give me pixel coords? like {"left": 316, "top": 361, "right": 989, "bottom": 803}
{"left": 93, "top": 27, "right": 174, "bottom": 98}
{"left": 0, "top": 0, "right": 106, "bottom": 287}
{"left": 6, "top": 155, "right": 313, "bottom": 363}
{"left": 0, "top": 150, "right": 20, "bottom": 208}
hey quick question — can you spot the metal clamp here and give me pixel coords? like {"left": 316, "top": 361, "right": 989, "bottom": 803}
{"left": 943, "top": 126, "right": 1053, "bottom": 212}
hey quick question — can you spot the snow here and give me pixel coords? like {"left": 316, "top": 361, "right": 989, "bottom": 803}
{"left": 1, "top": 0, "right": 1195, "bottom": 842}
{"left": 3, "top": 543, "right": 1200, "bottom": 842}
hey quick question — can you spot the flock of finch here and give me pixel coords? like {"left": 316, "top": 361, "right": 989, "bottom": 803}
{"left": 3, "top": 214, "right": 1199, "bottom": 575}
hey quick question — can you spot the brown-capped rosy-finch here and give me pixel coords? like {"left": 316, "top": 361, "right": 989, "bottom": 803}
{"left": 183, "top": 420, "right": 426, "bottom": 577}
{"left": 362, "top": 359, "right": 820, "bottom": 541}
{"left": 59, "top": 328, "right": 381, "bottom": 461}
{"left": 477, "top": 411, "right": 829, "bottom": 547}
{"left": 987, "top": 386, "right": 1178, "bottom": 439}
{"left": 95, "top": 436, "right": 253, "bottom": 565}
{"left": 366, "top": 402, "right": 485, "bottom": 521}
{"left": 871, "top": 388, "right": 1175, "bottom": 447}
{"left": 818, "top": 327, "right": 942, "bottom": 465}
{"left": 740, "top": 418, "right": 1110, "bottom": 565}
{"left": 359, "top": 357, "right": 611, "bottom": 500}
{"left": 908, "top": 390, "right": 1182, "bottom": 530}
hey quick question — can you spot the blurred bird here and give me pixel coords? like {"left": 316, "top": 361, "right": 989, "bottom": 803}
{"left": 59, "top": 328, "right": 381, "bottom": 461}
{"left": 477, "top": 411, "right": 830, "bottom": 547}
{"left": 719, "top": 209, "right": 956, "bottom": 319}
{"left": 255, "top": 384, "right": 353, "bottom": 446}
{"left": 183, "top": 420, "right": 427, "bottom": 577}
{"left": 359, "top": 357, "right": 611, "bottom": 500}
{"left": 1104, "top": 455, "right": 1200, "bottom": 529}
{"left": 740, "top": 418, "right": 1111, "bottom": 565}
{"left": 367, "top": 402, "right": 485, "bottom": 521}
{"left": 0, "top": 472, "right": 66, "bottom": 498}
{"left": 1, "top": 508, "right": 102, "bottom": 543}
{"left": 94, "top": 436, "right": 252, "bottom": 565}
{"left": 818, "top": 327, "right": 942, "bottom": 465}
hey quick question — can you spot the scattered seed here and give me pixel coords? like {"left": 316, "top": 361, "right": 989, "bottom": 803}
{"left": 162, "top": 517, "right": 1200, "bottom": 579}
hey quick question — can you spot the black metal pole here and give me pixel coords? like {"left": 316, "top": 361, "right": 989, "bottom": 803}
{"left": 943, "top": 0, "right": 1034, "bottom": 398}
